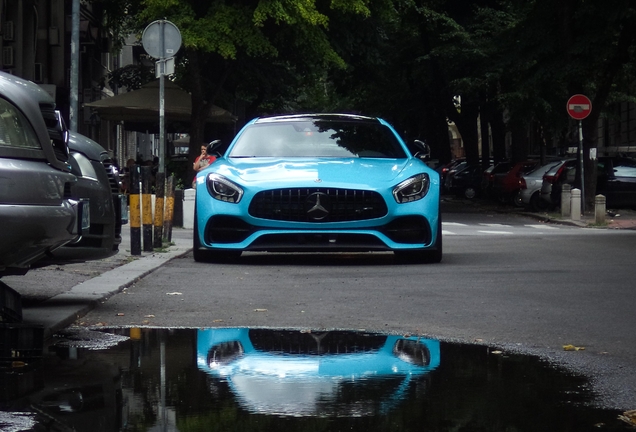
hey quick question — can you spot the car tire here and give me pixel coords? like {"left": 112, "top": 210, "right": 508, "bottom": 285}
{"left": 513, "top": 191, "right": 524, "bottom": 207}
{"left": 395, "top": 209, "right": 442, "bottom": 264}
{"left": 193, "top": 207, "right": 241, "bottom": 263}
{"left": 463, "top": 187, "right": 477, "bottom": 199}
{"left": 529, "top": 192, "right": 549, "bottom": 212}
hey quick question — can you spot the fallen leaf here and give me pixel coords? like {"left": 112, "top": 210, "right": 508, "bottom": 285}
{"left": 144, "top": 315, "right": 155, "bottom": 318}
{"left": 166, "top": 292, "right": 182, "bottom": 296}
{"left": 142, "top": 320, "right": 150, "bottom": 325}
{"left": 213, "top": 319, "right": 224, "bottom": 323}
{"left": 618, "top": 410, "right": 636, "bottom": 426}
{"left": 254, "top": 308, "right": 268, "bottom": 312}
{"left": 563, "top": 344, "right": 586, "bottom": 351}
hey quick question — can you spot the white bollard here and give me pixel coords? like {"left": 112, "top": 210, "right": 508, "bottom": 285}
{"left": 570, "top": 188, "right": 581, "bottom": 221}
{"left": 561, "top": 184, "right": 571, "bottom": 218}
{"left": 595, "top": 194, "right": 606, "bottom": 224}
{"left": 183, "top": 188, "right": 196, "bottom": 229}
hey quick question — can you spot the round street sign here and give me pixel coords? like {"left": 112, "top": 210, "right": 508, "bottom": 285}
{"left": 142, "top": 20, "right": 182, "bottom": 59}
{"left": 567, "top": 94, "right": 592, "bottom": 120}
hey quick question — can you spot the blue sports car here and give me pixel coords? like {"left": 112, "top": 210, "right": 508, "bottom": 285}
{"left": 193, "top": 113, "right": 442, "bottom": 263}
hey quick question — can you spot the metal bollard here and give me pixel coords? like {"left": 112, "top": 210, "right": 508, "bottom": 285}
{"left": 129, "top": 166, "right": 141, "bottom": 256}
{"left": 595, "top": 194, "right": 606, "bottom": 225}
{"left": 163, "top": 175, "right": 175, "bottom": 242}
{"left": 570, "top": 188, "right": 581, "bottom": 221}
{"left": 141, "top": 166, "right": 153, "bottom": 252}
{"left": 561, "top": 184, "right": 571, "bottom": 218}
{"left": 154, "top": 172, "right": 165, "bottom": 248}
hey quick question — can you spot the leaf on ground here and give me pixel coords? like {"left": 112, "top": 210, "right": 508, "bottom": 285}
{"left": 618, "top": 409, "right": 636, "bottom": 426}
{"left": 563, "top": 344, "right": 585, "bottom": 351}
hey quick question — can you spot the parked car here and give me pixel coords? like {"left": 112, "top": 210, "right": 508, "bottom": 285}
{"left": 519, "top": 160, "right": 563, "bottom": 211}
{"left": 0, "top": 72, "right": 83, "bottom": 276}
{"left": 597, "top": 156, "right": 636, "bottom": 208}
{"left": 540, "top": 156, "right": 636, "bottom": 210}
{"left": 481, "top": 161, "right": 512, "bottom": 199}
{"left": 437, "top": 158, "right": 465, "bottom": 188}
{"left": 193, "top": 113, "right": 442, "bottom": 263}
{"left": 41, "top": 131, "right": 124, "bottom": 262}
{"left": 2, "top": 72, "right": 125, "bottom": 264}
{"left": 540, "top": 159, "right": 577, "bottom": 208}
{"left": 445, "top": 162, "right": 489, "bottom": 199}
{"left": 491, "top": 160, "right": 540, "bottom": 206}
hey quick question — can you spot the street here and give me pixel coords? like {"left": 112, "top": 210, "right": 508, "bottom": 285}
{"left": 73, "top": 208, "right": 636, "bottom": 410}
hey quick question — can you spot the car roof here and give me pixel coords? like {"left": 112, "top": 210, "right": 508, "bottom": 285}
{"left": 253, "top": 113, "right": 380, "bottom": 124}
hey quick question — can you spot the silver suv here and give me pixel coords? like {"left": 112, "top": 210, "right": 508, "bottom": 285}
{"left": 0, "top": 72, "right": 83, "bottom": 276}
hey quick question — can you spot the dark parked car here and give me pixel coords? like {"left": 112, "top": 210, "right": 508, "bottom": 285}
{"left": 437, "top": 158, "right": 465, "bottom": 188}
{"left": 596, "top": 156, "right": 636, "bottom": 208}
{"left": 0, "top": 72, "right": 83, "bottom": 276}
{"left": 540, "top": 156, "right": 636, "bottom": 209}
{"left": 445, "top": 162, "right": 490, "bottom": 199}
{"left": 42, "top": 131, "right": 124, "bottom": 262}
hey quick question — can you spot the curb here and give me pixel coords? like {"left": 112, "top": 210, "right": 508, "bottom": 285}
{"left": 22, "top": 242, "right": 192, "bottom": 340}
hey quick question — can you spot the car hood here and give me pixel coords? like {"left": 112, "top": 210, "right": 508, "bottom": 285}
{"left": 67, "top": 131, "right": 108, "bottom": 162}
{"left": 208, "top": 157, "right": 427, "bottom": 188}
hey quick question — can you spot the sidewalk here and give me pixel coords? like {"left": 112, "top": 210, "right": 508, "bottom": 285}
{"left": 442, "top": 195, "right": 636, "bottom": 230}
{"left": 4, "top": 228, "right": 193, "bottom": 340}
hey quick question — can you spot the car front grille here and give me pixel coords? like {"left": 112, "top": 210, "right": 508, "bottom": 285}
{"left": 248, "top": 188, "right": 388, "bottom": 222}
{"left": 101, "top": 159, "right": 121, "bottom": 194}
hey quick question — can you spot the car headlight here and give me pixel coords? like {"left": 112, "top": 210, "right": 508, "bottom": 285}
{"left": 393, "top": 339, "right": 430, "bottom": 366}
{"left": 393, "top": 173, "right": 430, "bottom": 203}
{"left": 206, "top": 174, "right": 244, "bottom": 203}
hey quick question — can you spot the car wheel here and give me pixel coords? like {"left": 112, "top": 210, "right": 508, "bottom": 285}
{"left": 529, "top": 192, "right": 549, "bottom": 212}
{"left": 395, "top": 209, "right": 442, "bottom": 264}
{"left": 192, "top": 207, "right": 241, "bottom": 263}
{"left": 513, "top": 191, "right": 524, "bottom": 207}
{"left": 463, "top": 187, "right": 477, "bottom": 199}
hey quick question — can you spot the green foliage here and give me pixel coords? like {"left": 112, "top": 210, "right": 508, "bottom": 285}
{"left": 91, "top": 0, "right": 636, "bottom": 163}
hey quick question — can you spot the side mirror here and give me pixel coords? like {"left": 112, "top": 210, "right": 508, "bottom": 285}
{"left": 413, "top": 139, "right": 430, "bottom": 161}
{"left": 206, "top": 139, "right": 223, "bottom": 156}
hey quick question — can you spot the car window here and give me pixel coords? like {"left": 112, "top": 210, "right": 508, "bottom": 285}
{"left": 613, "top": 159, "right": 636, "bottom": 178}
{"left": 230, "top": 120, "right": 407, "bottom": 158}
{"left": 0, "top": 97, "right": 42, "bottom": 150}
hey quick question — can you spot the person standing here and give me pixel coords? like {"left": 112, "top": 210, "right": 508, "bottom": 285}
{"left": 192, "top": 145, "right": 216, "bottom": 187}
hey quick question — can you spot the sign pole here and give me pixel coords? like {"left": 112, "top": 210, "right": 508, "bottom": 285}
{"left": 578, "top": 120, "right": 585, "bottom": 214}
{"left": 566, "top": 94, "right": 592, "bottom": 216}
{"left": 159, "top": 21, "right": 166, "bottom": 174}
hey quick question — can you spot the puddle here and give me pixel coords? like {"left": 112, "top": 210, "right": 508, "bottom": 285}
{"left": 0, "top": 327, "right": 629, "bottom": 431}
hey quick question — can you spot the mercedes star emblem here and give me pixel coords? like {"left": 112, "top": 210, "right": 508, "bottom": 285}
{"left": 306, "top": 192, "right": 330, "bottom": 220}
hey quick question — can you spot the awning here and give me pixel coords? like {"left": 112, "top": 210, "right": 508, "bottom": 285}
{"left": 84, "top": 80, "right": 236, "bottom": 124}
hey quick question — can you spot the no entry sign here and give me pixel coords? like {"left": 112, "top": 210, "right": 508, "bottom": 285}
{"left": 567, "top": 94, "right": 592, "bottom": 120}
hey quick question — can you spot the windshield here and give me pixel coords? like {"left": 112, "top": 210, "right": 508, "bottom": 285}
{"left": 229, "top": 119, "right": 408, "bottom": 158}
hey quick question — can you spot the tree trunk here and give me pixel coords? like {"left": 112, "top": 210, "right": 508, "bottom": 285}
{"left": 187, "top": 49, "right": 207, "bottom": 187}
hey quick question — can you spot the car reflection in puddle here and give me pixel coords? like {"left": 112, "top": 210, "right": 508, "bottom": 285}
{"left": 0, "top": 327, "right": 629, "bottom": 431}
{"left": 197, "top": 328, "right": 439, "bottom": 417}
